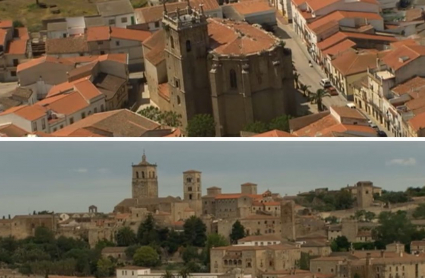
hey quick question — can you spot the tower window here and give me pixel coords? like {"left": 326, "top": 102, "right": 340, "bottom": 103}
{"left": 136, "top": 172, "right": 139, "bottom": 178}
{"left": 186, "top": 40, "right": 191, "bottom": 52}
{"left": 189, "top": 194, "right": 192, "bottom": 200}
{"left": 188, "top": 186, "right": 192, "bottom": 192}
{"left": 142, "top": 172, "right": 145, "bottom": 178}
{"left": 230, "top": 69, "right": 237, "bottom": 89}
{"left": 177, "top": 95, "right": 181, "bottom": 105}
{"left": 170, "top": 36, "right": 174, "bottom": 49}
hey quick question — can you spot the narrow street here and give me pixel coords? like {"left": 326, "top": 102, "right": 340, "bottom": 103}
{"left": 274, "top": 23, "right": 348, "bottom": 114}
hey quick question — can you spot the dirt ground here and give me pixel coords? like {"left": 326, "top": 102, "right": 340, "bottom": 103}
{"left": 0, "top": 0, "right": 147, "bottom": 32}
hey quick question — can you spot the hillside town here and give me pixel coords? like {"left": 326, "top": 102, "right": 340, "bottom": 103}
{"left": 3, "top": 153, "right": 425, "bottom": 278}
{"left": 2, "top": 0, "right": 425, "bottom": 137}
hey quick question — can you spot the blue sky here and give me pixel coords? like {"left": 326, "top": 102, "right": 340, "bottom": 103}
{"left": 0, "top": 141, "right": 423, "bottom": 217}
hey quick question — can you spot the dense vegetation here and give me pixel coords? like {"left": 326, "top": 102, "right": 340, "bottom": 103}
{"left": 298, "top": 190, "right": 355, "bottom": 212}
{"left": 0, "top": 214, "right": 232, "bottom": 276}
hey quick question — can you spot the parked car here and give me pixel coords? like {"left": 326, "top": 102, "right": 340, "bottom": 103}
{"left": 346, "top": 102, "right": 356, "bottom": 109}
{"left": 368, "top": 120, "right": 378, "bottom": 129}
{"left": 320, "top": 78, "right": 332, "bottom": 88}
{"left": 377, "top": 130, "right": 387, "bottom": 137}
{"left": 327, "top": 86, "right": 338, "bottom": 96}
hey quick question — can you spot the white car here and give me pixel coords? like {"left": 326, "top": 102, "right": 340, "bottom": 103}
{"left": 368, "top": 120, "right": 378, "bottom": 129}
{"left": 320, "top": 78, "right": 331, "bottom": 88}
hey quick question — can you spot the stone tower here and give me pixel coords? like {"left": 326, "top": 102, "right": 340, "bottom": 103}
{"left": 281, "top": 200, "right": 296, "bottom": 241}
{"left": 356, "top": 181, "right": 374, "bottom": 208}
{"left": 183, "top": 170, "right": 202, "bottom": 216}
{"left": 241, "top": 183, "right": 257, "bottom": 195}
{"left": 341, "top": 218, "right": 358, "bottom": 242}
{"left": 131, "top": 152, "right": 158, "bottom": 199}
{"left": 162, "top": 2, "right": 212, "bottom": 130}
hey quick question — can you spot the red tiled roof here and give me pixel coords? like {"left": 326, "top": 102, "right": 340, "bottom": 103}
{"left": 0, "top": 20, "right": 12, "bottom": 29}
{"left": 331, "top": 50, "right": 388, "bottom": 76}
{"left": 318, "top": 32, "right": 397, "bottom": 51}
{"left": 231, "top": 0, "right": 274, "bottom": 15}
{"left": 392, "top": 76, "right": 425, "bottom": 96}
{"left": 110, "top": 27, "right": 151, "bottom": 42}
{"left": 253, "top": 129, "right": 296, "bottom": 137}
{"left": 215, "top": 193, "right": 262, "bottom": 200}
{"left": 37, "top": 91, "right": 89, "bottom": 115}
{"left": 73, "top": 79, "right": 103, "bottom": 101}
{"left": 323, "top": 39, "right": 356, "bottom": 56}
{"left": 0, "top": 123, "right": 28, "bottom": 137}
{"left": 382, "top": 44, "right": 425, "bottom": 71}
{"left": 6, "top": 40, "right": 27, "bottom": 55}
{"left": 0, "top": 105, "right": 46, "bottom": 121}
{"left": 86, "top": 26, "right": 110, "bottom": 42}
{"left": 306, "top": 0, "right": 340, "bottom": 11}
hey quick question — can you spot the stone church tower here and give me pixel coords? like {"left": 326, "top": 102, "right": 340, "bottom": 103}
{"left": 162, "top": 3, "right": 212, "bottom": 130}
{"left": 281, "top": 200, "right": 296, "bottom": 241}
{"left": 183, "top": 170, "right": 202, "bottom": 216}
{"left": 131, "top": 152, "right": 158, "bottom": 199}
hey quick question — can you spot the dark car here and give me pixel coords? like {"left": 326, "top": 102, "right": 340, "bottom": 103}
{"left": 377, "top": 130, "right": 387, "bottom": 137}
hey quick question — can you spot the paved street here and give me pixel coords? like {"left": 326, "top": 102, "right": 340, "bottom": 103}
{"left": 274, "top": 23, "right": 348, "bottom": 114}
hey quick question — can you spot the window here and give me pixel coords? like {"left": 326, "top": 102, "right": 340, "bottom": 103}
{"left": 121, "top": 17, "right": 128, "bottom": 23}
{"left": 230, "top": 69, "right": 237, "bottom": 89}
{"left": 11, "top": 71, "right": 16, "bottom": 77}
{"left": 97, "top": 41, "right": 103, "bottom": 45}
{"left": 188, "top": 186, "right": 192, "bottom": 192}
{"left": 187, "top": 177, "right": 192, "bottom": 182}
{"left": 42, "top": 119, "right": 46, "bottom": 129}
{"left": 100, "top": 51, "right": 105, "bottom": 55}
{"left": 101, "top": 105, "right": 105, "bottom": 112}
{"left": 186, "top": 40, "right": 191, "bottom": 52}
{"left": 136, "top": 172, "right": 139, "bottom": 178}
{"left": 94, "top": 107, "right": 97, "bottom": 113}
{"left": 70, "top": 117, "right": 74, "bottom": 124}
{"left": 142, "top": 172, "right": 145, "bottom": 178}
{"left": 53, "top": 128, "right": 57, "bottom": 132}
{"left": 81, "top": 112, "right": 86, "bottom": 119}
{"left": 170, "top": 36, "right": 174, "bottom": 49}
{"left": 13, "top": 59, "right": 19, "bottom": 66}
{"left": 116, "top": 41, "right": 120, "bottom": 46}
{"left": 177, "top": 95, "right": 181, "bottom": 105}
{"left": 175, "top": 78, "right": 180, "bottom": 88}
{"left": 109, "top": 19, "right": 116, "bottom": 25}
{"left": 32, "top": 122, "right": 37, "bottom": 131}
{"left": 63, "top": 33, "right": 67, "bottom": 38}
{"left": 155, "top": 21, "right": 160, "bottom": 28}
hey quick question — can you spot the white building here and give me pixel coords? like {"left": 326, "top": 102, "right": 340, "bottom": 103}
{"left": 117, "top": 267, "right": 227, "bottom": 278}
{"left": 97, "top": 0, "right": 136, "bottom": 28}
{"left": 237, "top": 235, "right": 282, "bottom": 246}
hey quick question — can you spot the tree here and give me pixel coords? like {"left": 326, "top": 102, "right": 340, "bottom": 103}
{"left": 310, "top": 89, "right": 330, "bottom": 111}
{"left": 293, "top": 72, "right": 301, "bottom": 89}
{"left": 364, "top": 211, "right": 376, "bottom": 222}
{"left": 334, "top": 190, "right": 354, "bottom": 210}
{"left": 138, "top": 106, "right": 182, "bottom": 127}
{"left": 203, "top": 234, "right": 229, "bottom": 266}
{"left": 268, "top": 115, "right": 291, "bottom": 132}
{"left": 299, "top": 252, "right": 310, "bottom": 270}
{"left": 331, "top": 236, "right": 350, "bottom": 252}
{"left": 183, "top": 216, "right": 207, "bottom": 247}
{"left": 324, "top": 216, "right": 338, "bottom": 224}
{"left": 299, "top": 84, "right": 311, "bottom": 97}
{"left": 187, "top": 114, "right": 215, "bottom": 137}
{"left": 243, "top": 121, "right": 268, "bottom": 134}
{"left": 97, "top": 257, "right": 114, "bottom": 277}
{"left": 137, "top": 214, "right": 159, "bottom": 245}
{"left": 163, "top": 230, "right": 183, "bottom": 255}
{"left": 95, "top": 239, "right": 116, "bottom": 251}
{"left": 133, "top": 246, "right": 160, "bottom": 267}
{"left": 182, "top": 246, "right": 199, "bottom": 264}
{"left": 373, "top": 211, "right": 416, "bottom": 245}
{"left": 230, "top": 221, "right": 245, "bottom": 244}
{"left": 125, "top": 244, "right": 141, "bottom": 260}
{"left": 116, "top": 227, "right": 136, "bottom": 247}
{"left": 162, "top": 270, "right": 175, "bottom": 278}
{"left": 34, "top": 226, "right": 55, "bottom": 244}
{"left": 413, "top": 203, "right": 425, "bottom": 219}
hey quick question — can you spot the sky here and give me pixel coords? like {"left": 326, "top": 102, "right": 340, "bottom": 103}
{"left": 0, "top": 141, "right": 423, "bottom": 217}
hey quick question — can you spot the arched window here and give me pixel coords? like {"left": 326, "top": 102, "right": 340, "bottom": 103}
{"left": 170, "top": 36, "right": 174, "bottom": 49}
{"left": 186, "top": 40, "right": 191, "bottom": 52}
{"left": 230, "top": 69, "right": 237, "bottom": 89}
{"left": 224, "top": 260, "right": 228, "bottom": 265}
{"left": 142, "top": 171, "right": 145, "bottom": 178}
{"left": 177, "top": 95, "right": 181, "bottom": 105}
{"left": 136, "top": 172, "right": 139, "bottom": 178}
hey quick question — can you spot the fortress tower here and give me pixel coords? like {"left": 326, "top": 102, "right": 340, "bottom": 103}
{"left": 131, "top": 152, "right": 158, "bottom": 199}
{"left": 356, "top": 181, "right": 374, "bottom": 208}
{"left": 183, "top": 170, "right": 202, "bottom": 216}
{"left": 281, "top": 200, "right": 296, "bottom": 241}
{"left": 241, "top": 183, "right": 257, "bottom": 195}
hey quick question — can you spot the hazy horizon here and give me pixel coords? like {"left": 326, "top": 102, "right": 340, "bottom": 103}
{"left": 0, "top": 141, "right": 423, "bottom": 217}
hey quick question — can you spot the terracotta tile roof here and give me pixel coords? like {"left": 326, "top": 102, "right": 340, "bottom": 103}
{"left": 16, "top": 27, "right": 29, "bottom": 40}
{"left": 390, "top": 38, "right": 419, "bottom": 49}
{"left": 292, "top": 0, "right": 306, "bottom": 6}
{"left": 331, "top": 106, "right": 367, "bottom": 119}
{"left": 392, "top": 76, "right": 425, "bottom": 96}
{"left": 17, "top": 56, "right": 70, "bottom": 72}
{"left": 68, "top": 62, "right": 97, "bottom": 81}
{"left": 74, "top": 79, "right": 104, "bottom": 101}
{"left": 0, "top": 123, "right": 28, "bottom": 137}
{"left": 66, "top": 128, "right": 111, "bottom": 137}
{"left": 6, "top": 40, "right": 27, "bottom": 55}
{"left": 0, "top": 20, "right": 12, "bottom": 29}
{"left": 253, "top": 129, "right": 296, "bottom": 137}
{"left": 306, "top": 0, "right": 340, "bottom": 11}
{"left": 411, "top": 241, "right": 425, "bottom": 246}
{"left": 46, "top": 36, "right": 88, "bottom": 54}
{"left": 158, "top": 83, "right": 170, "bottom": 101}
{"left": 405, "top": 8, "right": 423, "bottom": 21}
{"left": 308, "top": 11, "right": 382, "bottom": 34}
{"left": 405, "top": 96, "right": 425, "bottom": 111}
{"left": 135, "top": 2, "right": 188, "bottom": 23}
{"left": 101, "top": 247, "right": 127, "bottom": 253}
{"left": 0, "top": 105, "right": 46, "bottom": 121}
{"left": 0, "top": 29, "right": 6, "bottom": 45}
{"left": 242, "top": 214, "right": 280, "bottom": 220}
{"left": 143, "top": 30, "right": 165, "bottom": 66}
{"left": 318, "top": 32, "right": 349, "bottom": 50}
{"left": 47, "top": 82, "right": 76, "bottom": 98}
{"left": 53, "top": 109, "right": 162, "bottom": 137}
{"left": 300, "top": 10, "right": 314, "bottom": 19}
{"left": 86, "top": 26, "right": 110, "bottom": 42}
{"left": 323, "top": 39, "right": 356, "bottom": 56}
{"left": 110, "top": 27, "right": 151, "bottom": 42}
{"left": 215, "top": 193, "right": 262, "bottom": 200}
{"left": 381, "top": 44, "right": 425, "bottom": 71}
{"left": 208, "top": 19, "right": 278, "bottom": 55}
{"left": 37, "top": 91, "right": 89, "bottom": 115}
{"left": 143, "top": 29, "right": 165, "bottom": 50}
{"left": 98, "top": 53, "right": 128, "bottom": 64}
{"left": 239, "top": 235, "right": 281, "bottom": 242}
{"left": 318, "top": 32, "right": 397, "bottom": 51}
{"left": 231, "top": 0, "right": 274, "bottom": 15}
{"left": 331, "top": 50, "right": 387, "bottom": 76}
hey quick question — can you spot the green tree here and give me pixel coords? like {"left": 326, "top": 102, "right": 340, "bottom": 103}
{"left": 183, "top": 216, "right": 207, "bottom": 247}
{"left": 138, "top": 106, "right": 182, "bottom": 127}
{"left": 331, "top": 236, "right": 350, "bottom": 252}
{"left": 187, "top": 114, "right": 215, "bottom": 137}
{"left": 268, "top": 115, "right": 291, "bottom": 132}
{"left": 354, "top": 273, "right": 361, "bottom": 278}
{"left": 364, "top": 211, "right": 376, "bottom": 222}
{"left": 203, "top": 234, "right": 229, "bottom": 266}
{"left": 163, "top": 230, "right": 183, "bottom": 254}
{"left": 373, "top": 211, "right": 416, "bottom": 245}
{"left": 97, "top": 257, "right": 114, "bottom": 277}
{"left": 230, "top": 221, "right": 245, "bottom": 244}
{"left": 162, "top": 270, "right": 175, "bottom": 278}
{"left": 334, "top": 190, "right": 354, "bottom": 210}
{"left": 137, "top": 214, "right": 159, "bottom": 245}
{"left": 299, "top": 84, "right": 311, "bottom": 97}
{"left": 133, "top": 246, "right": 160, "bottom": 267}
{"left": 95, "top": 239, "right": 116, "bottom": 251}
{"left": 413, "top": 203, "right": 425, "bottom": 219}
{"left": 116, "top": 227, "right": 137, "bottom": 247}
{"left": 34, "top": 226, "right": 55, "bottom": 244}
{"left": 324, "top": 216, "right": 338, "bottom": 224}
{"left": 125, "top": 244, "right": 141, "bottom": 260}
{"left": 182, "top": 246, "right": 199, "bottom": 264}
{"left": 13, "top": 20, "right": 24, "bottom": 28}
{"left": 299, "top": 252, "right": 310, "bottom": 270}
{"left": 243, "top": 121, "right": 268, "bottom": 134}
{"left": 310, "top": 89, "right": 330, "bottom": 111}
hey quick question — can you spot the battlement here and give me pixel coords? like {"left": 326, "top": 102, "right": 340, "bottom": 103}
{"left": 162, "top": 3, "right": 207, "bottom": 30}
